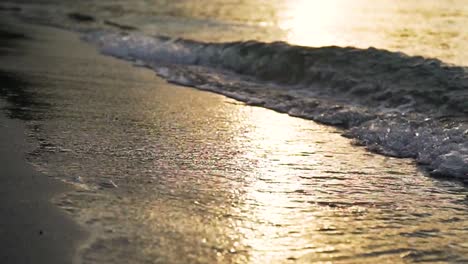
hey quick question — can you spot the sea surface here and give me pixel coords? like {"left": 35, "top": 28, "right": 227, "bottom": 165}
{"left": 0, "top": 1, "right": 467, "bottom": 263}
{"left": 4, "top": 0, "right": 466, "bottom": 178}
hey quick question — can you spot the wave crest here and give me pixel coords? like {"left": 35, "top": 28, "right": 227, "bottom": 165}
{"left": 85, "top": 31, "right": 468, "bottom": 179}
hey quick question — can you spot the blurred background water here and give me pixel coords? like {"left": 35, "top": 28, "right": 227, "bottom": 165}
{"left": 10, "top": 0, "right": 468, "bottom": 65}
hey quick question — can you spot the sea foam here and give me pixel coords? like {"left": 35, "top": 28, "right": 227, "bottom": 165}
{"left": 85, "top": 31, "right": 468, "bottom": 179}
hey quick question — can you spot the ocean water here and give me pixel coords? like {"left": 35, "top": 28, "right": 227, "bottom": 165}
{"left": 4, "top": 0, "right": 468, "bottom": 64}
{"left": 0, "top": 1, "right": 468, "bottom": 263}
{"left": 24, "top": 1, "right": 465, "bottom": 179}
{"left": 3, "top": 0, "right": 466, "bottom": 178}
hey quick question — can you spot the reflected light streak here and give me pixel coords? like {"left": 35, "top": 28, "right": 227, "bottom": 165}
{"left": 279, "top": 0, "right": 355, "bottom": 47}
{"left": 137, "top": 96, "right": 467, "bottom": 263}
{"left": 222, "top": 104, "right": 449, "bottom": 263}
{"left": 231, "top": 108, "right": 330, "bottom": 262}
{"left": 275, "top": 0, "right": 468, "bottom": 65}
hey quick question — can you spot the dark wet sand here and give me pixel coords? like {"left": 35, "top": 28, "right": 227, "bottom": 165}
{"left": 0, "top": 19, "right": 85, "bottom": 264}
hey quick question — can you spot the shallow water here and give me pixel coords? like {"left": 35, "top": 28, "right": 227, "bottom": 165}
{"left": 3, "top": 0, "right": 467, "bottom": 178}
{"left": 1, "top": 20, "right": 468, "bottom": 263}
{"left": 5, "top": 0, "right": 468, "bottom": 65}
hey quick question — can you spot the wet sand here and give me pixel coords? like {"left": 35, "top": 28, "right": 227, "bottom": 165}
{"left": 0, "top": 19, "right": 85, "bottom": 264}
{"left": 0, "top": 114, "right": 85, "bottom": 263}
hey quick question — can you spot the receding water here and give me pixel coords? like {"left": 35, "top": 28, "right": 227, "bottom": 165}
{"left": 0, "top": 20, "right": 467, "bottom": 263}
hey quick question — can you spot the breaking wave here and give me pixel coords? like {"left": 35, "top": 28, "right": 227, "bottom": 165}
{"left": 85, "top": 31, "right": 468, "bottom": 179}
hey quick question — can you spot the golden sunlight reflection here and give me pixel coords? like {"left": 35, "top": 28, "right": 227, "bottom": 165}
{"left": 108, "top": 89, "right": 468, "bottom": 263}
{"left": 96, "top": 0, "right": 468, "bottom": 64}
{"left": 17, "top": 17, "right": 468, "bottom": 263}
{"left": 231, "top": 108, "right": 325, "bottom": 262}
{"left": 226, "top": 106, "right": 385, "bottom": 262}
{"left": 216, "top": 102, "right": 467, "bottom": 263}
{"left": 275, "top": 0, "right": 468, "bottom": 65}
{"left": 279, "top": 0, "right": 354, "bottom": 47}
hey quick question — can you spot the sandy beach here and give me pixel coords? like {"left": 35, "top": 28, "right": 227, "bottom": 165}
{"left": 0, "top": 18, "right": 87, "bottom": 264}
{"left": 0, "top": 112, "right": 85, "bottom": 264}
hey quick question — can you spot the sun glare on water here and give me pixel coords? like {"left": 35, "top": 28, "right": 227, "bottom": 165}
{"left": 279, "top": 0, "right": 355, "bottom": 47}
{"left": 275, "top": 0, "right": 468, "bottom": 65}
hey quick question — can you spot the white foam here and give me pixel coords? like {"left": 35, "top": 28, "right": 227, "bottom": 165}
{"left": 84, "top": 31, "right": 468, "bottom": 179}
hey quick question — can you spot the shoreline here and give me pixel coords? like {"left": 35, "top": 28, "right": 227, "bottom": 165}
{"left": 0, "top": 18, "right": 86, "bottom": 264}
{"left": 0, "top": 111, "right": 86, "bottom": 264}
{"left": 3, "top": 6, "right": 466, "bottom": 181}
{"left": 87, "top": 32, "right": 467, "bottom": 180}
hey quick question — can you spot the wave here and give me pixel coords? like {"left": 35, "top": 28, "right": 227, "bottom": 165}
{"left": 84, "top": 31, "right": 468, "bottom": 180}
